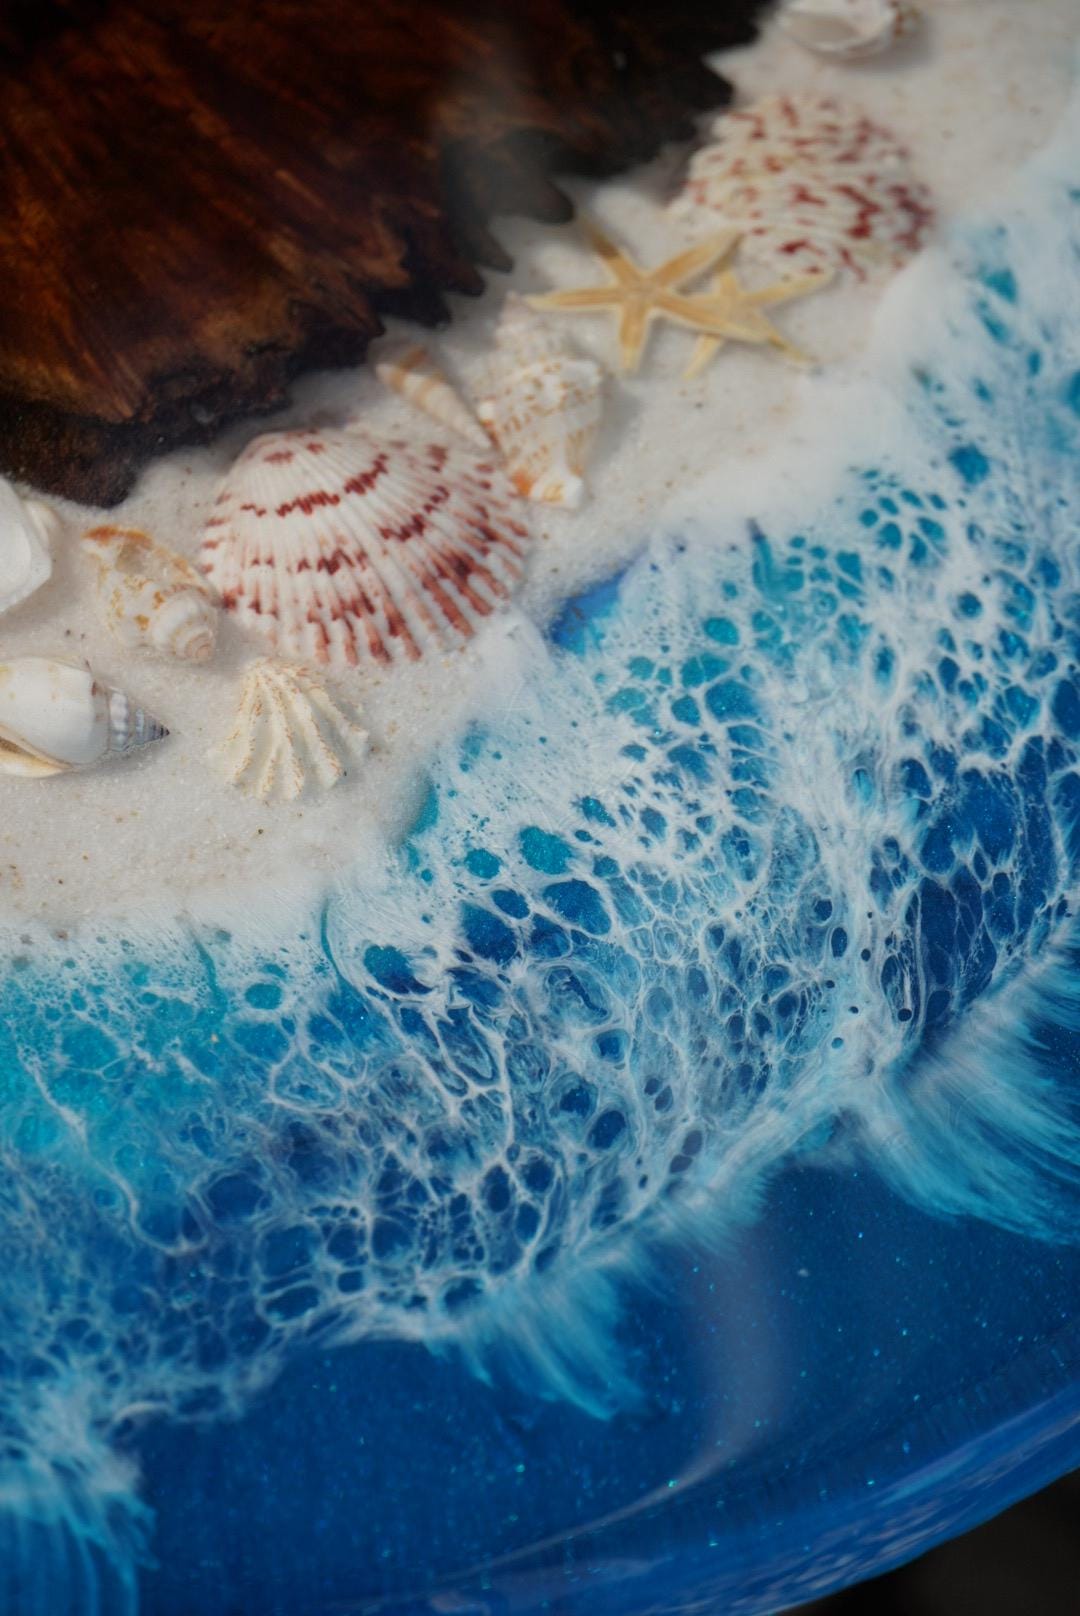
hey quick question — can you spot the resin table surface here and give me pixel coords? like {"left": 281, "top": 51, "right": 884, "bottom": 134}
{"left": 2, "top": 4, "right": 1080, "bottom": 1614}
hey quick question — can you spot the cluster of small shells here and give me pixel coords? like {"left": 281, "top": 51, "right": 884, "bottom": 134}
{"left": 0, "top": 306, "right": 581, "bottom": 798}
{"left": 375, "top": 307, "right": 605, "bottom": 510}
{"left": 0, "top": 29, "right": 934, "bottom": 805}
{"left": 0, "top": 480, "right": 171, "bottom": 779}
{"left": 186, "top": 313, "right": 606, "bottom": 798}
{"left": 0, "top": 332, "right": 557, "bottom": 799}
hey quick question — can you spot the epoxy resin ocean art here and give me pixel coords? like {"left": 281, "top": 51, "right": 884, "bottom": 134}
{"left": 3, "top": 14, "right": 1080, "bottom": 1616}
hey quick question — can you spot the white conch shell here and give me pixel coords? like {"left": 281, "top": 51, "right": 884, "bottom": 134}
{"left": 780, "top": 0, "right": 919, "bottom": 59}
{"left": 375, "top": 340, "right": 490, "bottom": 449}
{"left": 672, "top": 94, "right": 934, "bottom": 280}
{"left": 476, "top": 295, "right": 604, "bottom": 510}
{"left": 0, "top": 478, "right": 60, "bottom": 619}
{"left": 199, "top": 426, "right": 531, "bottom": 671}
{"left": 0, "top": 657, "right": 169, "bottom": 778}
{"left": 82, "top": 525, "right": 219, "bottom": 664}
{"left": 221, "top": 659, "right": 368, "bottom": 802}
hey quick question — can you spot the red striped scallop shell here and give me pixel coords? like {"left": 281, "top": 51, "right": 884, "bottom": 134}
{"left": 199, "top": 427, "right": 532, "bottom": 670}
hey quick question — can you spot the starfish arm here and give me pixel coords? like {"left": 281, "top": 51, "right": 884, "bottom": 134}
{"left": 528, "top": 287, "right": 623, "bottom": 311}
{"left": 725, "top": 302, "right": 811, "bottom": 362}
{"left": 765, "top": 330, "right": 810, "bottom": 364}
{"left": 617, "top": 301, "right": 652, "bottom": 372}
{"left": 745, "top": 269, "right": 834, "bottom": 308}
{"left": 577, "top": 216, "right": 642, "bottom": 288}
{"left": 653, "top": 230, "right": 741, "bottom": 289}
{"left": 653, "top": 288, "right": 761, "bottom": 340}
{"left": 666, "top": 290, "right": 813, "bottom": 364}
{"left": 525, "top": 226, "right": 824, "bottom": 377}
{"left": 683, "top": 334, "right": 726, "bottom": 380}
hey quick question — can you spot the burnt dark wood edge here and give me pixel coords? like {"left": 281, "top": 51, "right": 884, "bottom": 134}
{"left": 1, "top": 61, "right": 736, "bottom": 505}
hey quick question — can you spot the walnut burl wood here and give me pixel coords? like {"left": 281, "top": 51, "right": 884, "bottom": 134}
{"left": 0, "top": 0, "right": 765, "bottom": 504}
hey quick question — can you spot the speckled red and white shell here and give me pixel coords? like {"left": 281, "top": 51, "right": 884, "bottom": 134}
{"left": 673, "top": 93, "right": 934, "bottom": 279}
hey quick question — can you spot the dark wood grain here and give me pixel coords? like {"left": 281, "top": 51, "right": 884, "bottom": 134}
{"left": 0, "top": 0, "right": 766, "bottom": 504}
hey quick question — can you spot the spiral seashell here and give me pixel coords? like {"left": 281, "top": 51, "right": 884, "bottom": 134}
{"left": 672, "top": 93, "right": 934, "bottom": 280}
{"left": 780, "top": 0, "right": 920, "bottom": 60}
{"left": 82, "top": 525, "right": 219, "bottom": 664}
{"left": 198, "top": 426, "right": 532, "bottom": 671}
{"left": 0, "top": 657, "right": 169, "bottom": 778}
{"left": 476, "top": 295, "right": 604, "bottom": 510}
{"left": 221, "top": 659, "right": 368, "bottom": 802}
{"left": 0, "top": 478, "right": 59, "bottom": 619}
{"left": 374, "top": 340, "right": 490, "bottom": 449}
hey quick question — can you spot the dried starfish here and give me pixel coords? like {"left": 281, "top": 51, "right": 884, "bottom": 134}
{"left": 527, "top": 217, "right": 742, "bottom": 372}
{"left": 681, "top": 265, "right": 834, "bottom": 379}
{"left": 529, "top": 218, "right": 832, "bottom": 376}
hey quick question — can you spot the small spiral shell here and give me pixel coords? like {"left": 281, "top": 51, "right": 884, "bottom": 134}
{"left": 375, "top": 340, "right": 490, "bottom": 448}
{"left": 476, "top": 296, "right": 604, "bottom": 509}
{"left": 83, "top": 525, "right": 219, "bottom": 664}
{"left": 0, "top": 658, "right": 168, "bottom": 778}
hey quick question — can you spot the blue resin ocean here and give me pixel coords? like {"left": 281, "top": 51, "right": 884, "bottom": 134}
{"left": 4, "top": 60, "right": 1080, "bottom": 1616}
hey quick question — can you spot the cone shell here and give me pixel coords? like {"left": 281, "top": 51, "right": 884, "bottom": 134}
{"left": 673, "top": 94, "right": 934, "bottom": 279}
{"left": 0, "top": 478, "right": 59, "bottom": 619}
{"left": 221, "top": 659, "right": 369, "bottom": 802}
{"left": 83, "top": 525, "right": 220, "bottom": 664}
{"left": 780, "top": 0, "right": 920, "bottom": 60}
{"left": 375, "top": 341, "right": 489, "bottom": 449}
{"left": 476, "top": 296, "right": 604, "bottom": 510}
{"left": 198, "top": 427, "right": 532, "bottom": 671}
{"left": 0, "top": 657, "right": 169, "bottom": 778}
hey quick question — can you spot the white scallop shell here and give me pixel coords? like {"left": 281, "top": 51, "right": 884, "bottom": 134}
{"left": 672, "top": 94, "right": 934, "bottom": 279}
{"left": 476, "top": 296, "right": 604, "bottom": 510}
{"left": 199, "top": 427, "right": 532, "bottom": 670}
{"left": 781, "top": 0, "right": 919, "bottom": 59}
{"left": 221, "top": 659, "right": 368, "bottom": 802}
{"left": 375, "top": 340, "right": 490, "bottom": 449}
{"left": 0, "top": 478, "right": 60, "bottom": 619}
{"left": 82, "top": 525, "right": 220, "bottom": 664}
{"left": 0, "top": 657, "right": 169, "bottom": 778}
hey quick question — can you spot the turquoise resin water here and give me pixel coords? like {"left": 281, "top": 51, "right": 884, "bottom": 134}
{"left": 2, "top": 97, "right": 1080, "bottom": 1616}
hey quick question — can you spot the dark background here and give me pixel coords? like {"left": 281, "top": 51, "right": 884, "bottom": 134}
{"left": 793, "top": 1470, "right": 1080, "bottom": 1615}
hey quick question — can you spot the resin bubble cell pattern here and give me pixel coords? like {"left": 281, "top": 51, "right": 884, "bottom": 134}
{"left": 2, "top": 103, "right": 1080, "bottom": 1616}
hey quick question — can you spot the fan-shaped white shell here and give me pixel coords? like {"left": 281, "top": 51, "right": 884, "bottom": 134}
{"left": 221, "top": 660, "right": 368, "bottom": 802}
{"left": 781, "top": 0, "right": 919, "bottom": 60}
{"left": 375, "top": 341, "right": 489, "bottom": 449}
{"left": 672, "top": 94, "right": 934, "bottom": 279}
{"left": 83, "top": 525, "right": 220, "bottom": 664}
{"left": 199, "top": 427, "right": 532, "bottom": 671}
{"left": 476, "top": 296, "right": 604, "bottom": 510}
{"left": 0, "top": 478, "right": 59, "bottom": 619}
{"left": 0, "top": 658, "right": 169, "bottom": 778}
